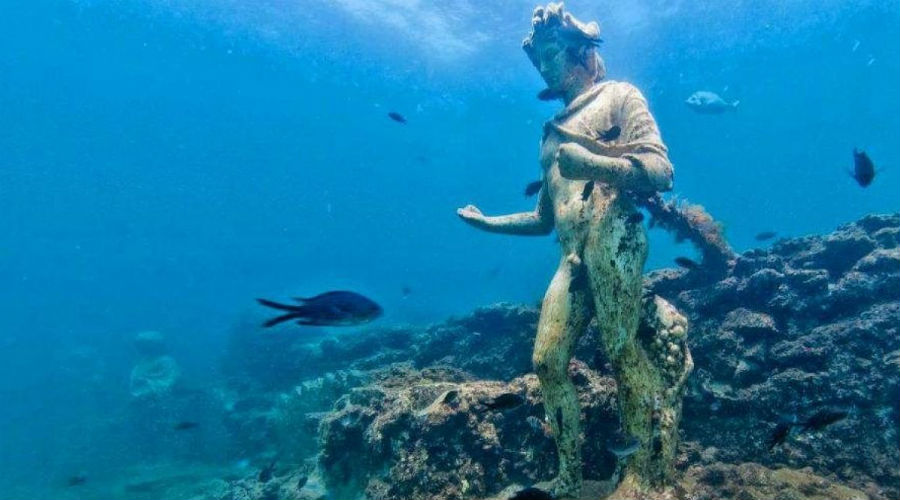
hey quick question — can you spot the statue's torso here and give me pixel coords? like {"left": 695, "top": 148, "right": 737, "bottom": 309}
{"left": 540, "top": 81, "right": 637, "bottom": 253}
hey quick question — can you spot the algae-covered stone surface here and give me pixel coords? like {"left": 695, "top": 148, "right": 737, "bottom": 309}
{"left": 201, "top": 214, "right": 899, "bottom": 500}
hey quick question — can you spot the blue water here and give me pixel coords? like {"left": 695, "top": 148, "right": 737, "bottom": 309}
{"left": 0, "top": 0, "right": 897, "bottom": 496}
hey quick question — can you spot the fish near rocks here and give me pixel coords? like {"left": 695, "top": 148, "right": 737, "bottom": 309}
{"left": 685, "top": 91, "right": 739, "bottom": 114}
{"left": 256, "top": 291, "right": 382, "bottom": 327}
{"left": 850, "top": 148, "right": 875, "bottom": 187}
{"left": 674, "top": 256, "right": 700, "bottom": 270}
{"left": 801, "top": 408, "right": 849, "bottom": 431}
{"left": 509, "top": 486, "right": 556, "bottom": 500}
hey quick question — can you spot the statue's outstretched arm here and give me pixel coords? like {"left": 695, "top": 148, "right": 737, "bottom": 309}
{"left": 555, "top": 86, "right": 674, "bottom": 193}
{"left": 457, "top": 186, "right": 554, "bottom": 236}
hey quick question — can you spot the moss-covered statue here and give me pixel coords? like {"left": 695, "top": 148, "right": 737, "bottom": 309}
{"left": 457, "top": 3, "right": 695, "bottom": 498}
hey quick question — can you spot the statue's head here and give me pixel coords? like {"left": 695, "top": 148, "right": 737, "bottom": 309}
{"left": 522, "top": 3, "right": 605, "bottom": 98}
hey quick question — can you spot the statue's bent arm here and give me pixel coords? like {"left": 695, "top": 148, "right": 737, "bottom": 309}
{"left": 557, "top": 86, "right": 674, "bottom": 193}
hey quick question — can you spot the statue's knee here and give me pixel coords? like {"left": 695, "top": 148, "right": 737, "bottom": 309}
{"left": 533, "top": 349, "right": 565, "bottom": 380}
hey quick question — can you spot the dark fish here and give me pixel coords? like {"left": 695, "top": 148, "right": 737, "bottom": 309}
{"left": 257, "top": 291, "right": 383, "bottom": 327}
{"left": 599, "top": 125, "right": 621, "bottom": 141}
{"left": 485, "top": 393, "right": 525, "bottom": 411}
{"left": 401, "top": 285, "right": 412, "bottom": 297}
{"left": 296, "top": 475, "right": 308, "bottom": 489}
{"left": 173, "top": 421, "right": 200, "bottom": 431}
{"left": 537, "top": 88, "right": 563, "bottom": 101}
{"left": 555, "top": 408, "right": 564, "bottom": 434}
{"left": 802, "top": 408, "right": 848, "bottom": 431}
{"left": 509, "top": 486, "right": 556, "bottom": 500}
{"left": 755, "top": 231, "right": 777, "bottom": 241}
{"left": 674, "top": 257, "right": 700, "bottom": 270}
{"left": 258, "top": 461, "right": 277, "bottom": 483}
{"left": 387, "top": 111, "right": 407, "bottom": 124}
{"left": 626, "top": 212, "right": 644, "bottom": 224}
{"left": 768, "top": 418, "right": 794, "bottom": 450}
{"left": 524, "top": 180, "right": 543, "bottom": 197}
{"left": 581, "top": 180, "right": 595, "bottom": 201}
{"left": 67, "top": 475, "right": 87, "bottom": 487}
{"left": 851, "top": 149, "right": 875, "bottom": 187}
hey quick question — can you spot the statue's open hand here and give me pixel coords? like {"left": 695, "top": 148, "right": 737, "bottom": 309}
{"left": 456, "top": 204, "right": 485, "bottom": 227}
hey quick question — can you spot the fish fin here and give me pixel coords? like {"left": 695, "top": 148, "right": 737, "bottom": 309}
{"left": 262, "top": 313, "right": 301, "bottom": 328}
{"left": 256, "top": 298, "right": 300, "bottom": 312}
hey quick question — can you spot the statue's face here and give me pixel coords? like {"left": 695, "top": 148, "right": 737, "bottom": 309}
{"left": 534, "top": 40, "right": 571, "bottom": 90}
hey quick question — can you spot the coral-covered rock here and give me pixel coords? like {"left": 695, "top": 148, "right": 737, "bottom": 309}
{"left": 318, "top": 362, "right": 618, "bottom": 500}
{"left": 647, "top": 214, "right": 900, "bottom": 500}
{"left": 678, "top": 462, "right": 870, "bottom": 500}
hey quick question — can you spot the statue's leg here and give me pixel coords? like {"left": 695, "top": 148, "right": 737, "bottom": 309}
{"left": 583, "top": 219, "right": 657, "bottom": 495}
{"left": 533, "top": 253, "right": 593, "bottom": 498}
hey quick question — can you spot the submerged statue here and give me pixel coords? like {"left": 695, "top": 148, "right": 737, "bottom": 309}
{"left": 457, "top": 3, "right": 693, "bottom": 498}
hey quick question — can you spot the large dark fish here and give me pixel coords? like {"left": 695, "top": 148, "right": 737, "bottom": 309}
{"left": 626, "top": 212, "right": 644, "bottom": 224}
{"left": 801, "top": 408, "right": 848, "bottom": 431}
{"left": 755, "top": 231, "right": 777, "bottom": 241}
{"left": 387, "top": 111, "right": 407, "bottom": 124}
{"left": 509, "top": 486, "right": 556, "bottom": 500}
{"left": 850, "top": 149, "right": 875, "bottom": 187}
{"left": 524, "top": 180, "right": 543, "bottom": 197}
{"left": 256, "top": 291, "right": 382, "bottom": 327}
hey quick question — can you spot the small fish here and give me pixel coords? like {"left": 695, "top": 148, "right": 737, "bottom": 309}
{"left": 387, "top": 111, "right": 407, "bottom": 124}
{"left": 606, "top": 434, "right": 641, "bottom": 459}
{"left": 755, "top": 231, "right": 777, "bottom": 241}
{"left": 626, "top": 212, "right": 644, "bottom": 224}
{"left": 555, "top": 408, "right": 564, "bottom": 433}
{"left": 173, "top": 421, "right": 200, "bottom": 431}
{"left": 401, "top": 285, "right": 412, "bottom": 297}
{"left": 257, "top": 291, "right": 383, "bottom": 327}
{"left": 685, "top": 91, "right": 739, "bottom": 114}
{"left": 67, "top": 475, "right": 87, "bottom": 487}
{"left": 768, "top": 415, "right": 796, "bottom": 450}
{"left": 801, "top": 408, "right": 848, "bottom": 431}
{"left": 509, "top": 486, "right": 556, "bottom": 500}
{"left": 599, "top": 125, "right": 621, "bottom": 141}
{"left": 258, "top": 461, "right": 277, "bottom": 483}
{"left": 674, "top": 257, "right": 700, "bottom": 270}
{"left": 296, "top": 475, "right": 308, "bottom": 489}
{"left": 850, "top": 148, "right": 875, "bottom": 187}
{"left": 524, "top": 180, "right": 543, "bottom": 197}
{"left": 485, "top": 393, "right": 525, "bottom": 411}
{"left": 537, "top": 88, "right": 563, "bottom": 101}
{"left": 581, "top": 180, "right": 595, "bottom": 201}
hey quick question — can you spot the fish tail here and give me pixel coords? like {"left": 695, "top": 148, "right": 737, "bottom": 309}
{"left": 262, "top": 312, "right": 302, "bottom": 328}
{"left": 256, "top": 298, "right": 301, "bottom": 312}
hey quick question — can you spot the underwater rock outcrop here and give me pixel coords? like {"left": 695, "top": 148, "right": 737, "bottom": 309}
{"left": 317, "top": 362, "right": 618, "bottom": 500}
{"left": 219, "top": 214, "right": 898, "bottom": 500}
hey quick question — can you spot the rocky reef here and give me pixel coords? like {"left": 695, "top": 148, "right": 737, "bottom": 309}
{"left": 212, "top": 214, "right": 897, "bottom": 500}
